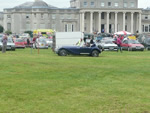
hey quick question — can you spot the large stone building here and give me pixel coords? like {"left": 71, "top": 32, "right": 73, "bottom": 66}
{"left": 0, "top": 0, "right": 150, "bottom": 34}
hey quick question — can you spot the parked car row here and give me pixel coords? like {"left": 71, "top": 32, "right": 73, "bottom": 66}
{"left": 0, "top": 34, "right": 52, "bottom": 51}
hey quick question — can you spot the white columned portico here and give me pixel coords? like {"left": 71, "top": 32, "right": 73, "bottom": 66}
{"left": 98, "top": 12, "right": 102, "bottom": 33}
{"left": 139, "top": 12, "right": 142, "bottom": 33}
{"left": 90, "top": 11, "right": 93, "bottom": 33}
{"left": 123, "top": 12, "right": 126, "bottom": 31}
{"left": 115, "top": 12, "right": 118, "bottom": 33}
{"left": 107, "top": 12, "right": 110, "bottom": 33}
{"left": 82, "top": 12, "right": 85, "bottom": 32}
{"left": 131, "top": 12, "right": 134, "bottom": 33}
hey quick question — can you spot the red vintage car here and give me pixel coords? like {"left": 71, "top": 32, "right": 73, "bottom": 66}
{"left": 121, "top": 39, "right": 144, "bottom": 51}
{"left": 14, "top": 38, "right": 25, "bottom": 48}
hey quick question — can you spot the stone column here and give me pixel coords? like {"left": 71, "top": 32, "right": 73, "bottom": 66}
{"left": 139, "top": 12, "right": 142, "bottom": 33}
{"left": 136, "top": 13, "right": 139, "bottom": 32}
{"left": 123, "top": 12, "right": 126, "bottom": 31}
{"left": 107, "top": 12, "right": 110, "bottom": 33}
{"left": 82, "top": 12, "right": 85, "bottom": 32}
{"left": 115, "top": 12, "right": 118, "bottom": 33}
{"left": 80, "top": 13, "right": 82, "bottom": 32}
{"left": 90, "top": 11, "right": 93, "bottom": 33}
{"left": 131, "top": 12, "right": 134, "bottom": 33}
{"left": 98, "top": 12, "right": 102, "bottom": 33}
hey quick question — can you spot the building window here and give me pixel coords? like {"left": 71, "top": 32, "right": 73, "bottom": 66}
{"left": 52, "top": 24, "right": 56, "bottom": 30}
{"left": 101, "top": 2, "right": 105, "bottom": 7}
{"left": 41, "top": 14, "right": 44, "bottom": 19}
{"left": 7, "top": 15, "right": 11, "bottom": 19}
{"left": 125, "top": 15, "right": 127, "bottom": 20}
{"left": 84, "top": 14, "right": 86, "bottom": 20}
{"left": 108, "top": 2, "right": 111, "bottom": 6}
{"left": 68, "top": 23, "right": 72, "bottom": 32}
{"left": 145, "top": 25, "right": 148, "bottom": 32}
{"left": 125, "top": 25, "right": 127, "bottom": 31}
{"left": 65, "top": 24, "right": 67, "bottom": 32}
{"left": 91, "top": 2, "right": 94, "bottom": 6}
{"left": 61, "top": 15, "right": 64, "bottom": 19}
{"left": 145, "top": 15, "right": 148, "bottom": 19}
{"left": 26, "top": 14, "right": 30, "bottom": 19}
{"left": 34, "top": 23, "right": 37, "bottom": 29}
{"left": 64, "top": 24, "right": 73, "bottom": 32}
{"left": 84, "top": 2, "right": 87, "bottom": 7}
{"left": 34, "top": 13, "right": 36, "bottom": 18}
{"left": 40, "top": 24, "right": 45, "bottom": 29}
{"left": 52, "top": 14, "right": 56, "bottom": 19}
{"left": 114, "top": 3, "right": 118, "bottom": 7}
{"left": 124, "top": 2, "right": 127, "bottom": 8}
{"left": 26, "top": 23, "right": 30, "bottom": 30}
{"left": 72, "top": 24, "right": 74, "bottom": 32}
{"left": 142, "top": 25, "right": 144, "bottom": 32}
{"left": 131, "top": 2, "right": 134, "bottom": 7}
{"left": 84, "top": 23, "right": 87, "bottom": 31}
{"left": 7, "top": 23, "right": 11, "bottom": 30}
{"left": 68, "top": 15, "right": 71, "bottom": 19}
{"left": 101, "top": 12, "right": 104, "bottom": 19}
{"left": 109, "top": 13, "right": 111, "bottom": 19}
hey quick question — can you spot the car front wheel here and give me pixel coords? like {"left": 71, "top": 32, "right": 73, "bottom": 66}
{"left": 58, "top": 49, "right": 68, "bottom": 56}
{"left": 92, "top": 50, "right": 99, "bottom": 57}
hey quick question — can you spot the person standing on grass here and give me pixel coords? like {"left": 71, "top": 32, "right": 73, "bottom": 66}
{"left": 2, "top": 34, "right": 8, "bottom": 53}
{"left": 117, "top": 36, "right": 122, "bottom": 53}
{"left": 27, "top": 37, "right": 30, "bottom": 47}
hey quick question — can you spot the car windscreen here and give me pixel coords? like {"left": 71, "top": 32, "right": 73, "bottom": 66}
{"left": 15, "top": 39, "right": 24, "bottom": 42}
{"left": 8, "top": 38, "right": 13, "bottom": 43}
{"left": 128, "top": 40, "right": 140, "bottom": 44}
{"left": 102, "top": 41, "right": 113, "bottom": 44}
{"left": 38, "top": 38, "right": 46, "bottom": 43}
{"left": 45, "top": 39, "right": 52, "bottom": 41}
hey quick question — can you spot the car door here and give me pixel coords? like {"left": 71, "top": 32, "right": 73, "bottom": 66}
{"left": 79, "top": 46, "right": 91, "bottom": 54}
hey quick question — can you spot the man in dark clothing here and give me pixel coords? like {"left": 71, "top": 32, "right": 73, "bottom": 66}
{"left": 27, "top": 38, "right": 30, "bottom": 47}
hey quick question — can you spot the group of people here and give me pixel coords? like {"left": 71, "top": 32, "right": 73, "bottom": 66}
{"left": 76, "top": 37, "right": 95, "bottom": 47}
{"left": 114, "top": 35, "right": 127, "bottom": 53}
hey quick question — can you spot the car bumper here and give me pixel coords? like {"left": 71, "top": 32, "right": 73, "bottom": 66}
{"left": 130, "top": 47, "right": 144, "bottom": 51}
{"left": 37, "top": 46, "right": 48, "bottom": 49}
{"left": 15, "top": 45, "right": 25, "bottom": 48}
{"left": 103, "top": 47, "right": 118, "bottom": 51}
{"left": 7, "top": 46, "right": 15, "bottom": 50}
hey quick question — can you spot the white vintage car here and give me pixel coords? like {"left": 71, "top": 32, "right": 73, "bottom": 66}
{"left": 97, "top": 40, "right": 118, "bottom": 51}
{"left": 33, "top": 38, "right": 48, "bottom": 49}
{"left": 0, "top": 37, "right": 16, "bottom": 51}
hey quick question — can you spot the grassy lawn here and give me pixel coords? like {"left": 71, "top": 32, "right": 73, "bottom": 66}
{"left": 0, "top": 48, "right": 150, "bottom": 113}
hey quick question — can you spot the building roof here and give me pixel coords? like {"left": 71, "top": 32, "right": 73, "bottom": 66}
{"left": 14, "top": 0, "right": 57, "bottom": 9}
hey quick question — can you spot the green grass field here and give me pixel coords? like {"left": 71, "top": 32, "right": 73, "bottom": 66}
{"left": 0, "top": 48, "right": 150, "bottom": 113}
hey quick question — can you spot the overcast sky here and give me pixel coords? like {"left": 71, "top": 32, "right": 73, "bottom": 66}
{"left": 0, "top": 0, "right": 150, "bottom": 11}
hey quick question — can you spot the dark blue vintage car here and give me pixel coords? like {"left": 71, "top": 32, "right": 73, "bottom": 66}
{"left": 56, "top": 44, "right": 101, "bottom": 57}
